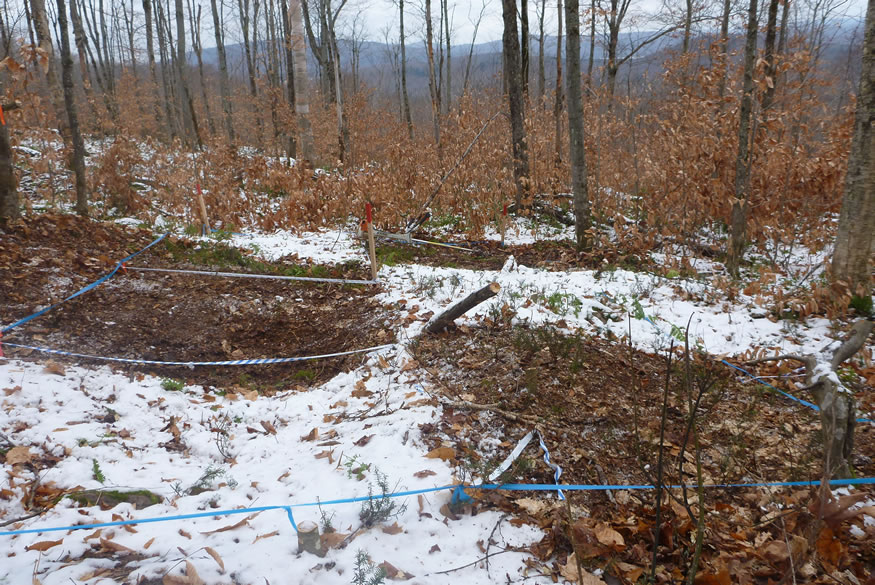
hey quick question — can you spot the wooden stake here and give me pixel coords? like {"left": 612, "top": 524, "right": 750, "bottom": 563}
{"left": 366, "top": 203, "right": 378, "bottom": 281}
{"left": 500, "top": 202, "right": 508, "bottom": 247}
{"left": 196, "top": 183, "right": 210, "bottom": 235}
{"left": 425, "top": 282, "right": 500, "bottom": 334}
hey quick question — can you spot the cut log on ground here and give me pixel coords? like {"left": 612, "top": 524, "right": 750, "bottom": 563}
{"left": 425, "top": 282, "right": 500, "bottom": 334}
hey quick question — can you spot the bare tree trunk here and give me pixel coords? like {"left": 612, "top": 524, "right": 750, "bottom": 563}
{"left": 399, "top": 0, "right": 413, "bottom": 140}
{"left": 56, "top": 0, "right": 88, "bottom": 216}
{"left": 239, "top": 0, "right": 264, "bottom": 143}
{"left": 716, "top": 0, "right": 731, "bottom": 100}
{"left": 174, "top": 0, "right": 202, "bottom": 147}
{"left": 68, "top": 0, "right": 98, "bottom": 123}
{"left": 537, "top": 0, "right": 546, "bottom": 100}
{"left": 554, "top": 0, "right": 564, "bottom": 162}
{"left": 143, "top": 0, "right": 165, "bottom": 138}
{"left": 760, "top": 0, "right": 781, "bottom": 111}
{"left": 587, "top": 0, "right": 595, "bottom": 86}
{"left": 280, "top": 0, "right": 297, "bottom": 158}
{"left": 442, "top": 0, "right": 452, "bottom": 112}
{"left": 155, "top": 0, "right": 179, "bottom": 139}
{"left": 566, "top": 0, "right": 591, "bottom": 249}
{"left": 188, "top": 0, "right": 216, "bottom": 137}
{"left": 425, "top": 0, "right": 441, "bottom": 149}
{"left": 682, "top": 0, "right": 692, "bottom": 53}
{"left": 502, "top": 0, "right": 531, "bottom": 208}
{"left": 210, "top": 0, "right": 235, "bottom": 144}
{"left": 832, "top": 0, "right": 874, "bottom": 306}
{"left": 0, "top": 86, "right": 18, "bottom": 225}
{"left": 288, "top": 0, "right": 317, "bottom": 165}
{"left": 30, "top": 0, "right": 68, "bottom": 142}
{"left": 462, "top": 0, "right": 487, "bottom": 96}
{"left": 521, "top": 0, "right": 529, "bottom": 97}
{"left": 727, "top": 0, "right": 759, "bottom": 277}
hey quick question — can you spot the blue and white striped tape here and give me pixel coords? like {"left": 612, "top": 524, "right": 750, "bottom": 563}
{"left": 2, "top": 342, "right": 398, "bottom": 367}
{"left": 1, "top": 233, "right": 168, "bottom": 334}
{"left": 3, "top": 477, "right": 873, "bottom": 538}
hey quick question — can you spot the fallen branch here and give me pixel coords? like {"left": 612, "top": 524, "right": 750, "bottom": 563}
{"left": 425, "top": 282, "right": 500, "bottom": 334}
{"left": 441, "top": 399, "right": 543, "bottom": 427}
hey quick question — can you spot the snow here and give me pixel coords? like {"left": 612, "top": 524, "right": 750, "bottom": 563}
{"left": 2, "top": 224, "right": 872, "bottom": 584}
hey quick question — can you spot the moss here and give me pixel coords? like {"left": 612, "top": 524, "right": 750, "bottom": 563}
{"left": 69, "top": 489, "right": 162, "bottom": 509}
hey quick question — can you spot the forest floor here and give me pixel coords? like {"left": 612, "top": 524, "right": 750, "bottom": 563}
{"left": 1, "top": 213, "right": 873, "bottom": 585}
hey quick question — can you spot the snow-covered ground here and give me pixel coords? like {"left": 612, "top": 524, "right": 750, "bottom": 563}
{"left": 2, "top": 225, "right": 872, "bottom": 584}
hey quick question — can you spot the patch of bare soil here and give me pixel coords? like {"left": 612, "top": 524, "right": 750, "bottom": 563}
{"left": 1, "top": 214, "right": 395, "bottom": 390}
{"left": 412, "top": 324, "right": 875, "bottom": 584}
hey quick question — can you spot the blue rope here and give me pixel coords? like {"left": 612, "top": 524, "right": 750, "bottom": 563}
{"left": 3, "top": 477, "right": 873, "bottom": 538}
{"left": 636, "top": 314, "right": 873, "bottom": 424}
{"left": 2, "top": 342, "right": 398, "bottom": 367}
{"left": 1, "top": 233, "right": 168, "bottom": 334}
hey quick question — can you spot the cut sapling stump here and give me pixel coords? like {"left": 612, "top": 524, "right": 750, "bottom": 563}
{"left": 745, "top": 317, "right": 874, "bottom": 479}
{"left": 425, "top": 282, "right": 501, "bottom": 334}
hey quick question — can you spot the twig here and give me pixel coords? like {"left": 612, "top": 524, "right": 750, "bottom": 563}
{"left": 441, "top": 399, "right": 543, "bottom": 427}
{"left": 651, "top": 340, "right": 675, "bottom": 584}
{"left": 0, "top": 510, "right": 43, "bottom": 527}
{"left": 432, "top": 549, "right": 514, "bottom": 575}
{"left": 484, "top": 513, "right": 508, "bottom": 577}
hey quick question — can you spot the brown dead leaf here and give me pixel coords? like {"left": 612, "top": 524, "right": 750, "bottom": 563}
{"left": 321, "top": 532, "right": 350, "bottom": 549}
{"left": 354, "top": 434, "right": 374, "bottom": 447}
{"left": 204, "top": 546, "right": 225, "bottom": 572}
{"left": 200, "top": 515, "right": 254, "bottom": 534}
{"left": 315, "top": 449, "right": 335, "bottom": 464}
{"left": 377, "top": 356, "right": 390, "bottom": 369}
{"left": 425, "top": 447, "right": 455, "bottom": 461}
{"left": 515, "top": 497, "right": 549, "bottom": 516}
{"left": 381, "top": 522, "right": 403, "bottom": 535}
{"left": 301, "top": 428, "right": 319, "bottom": 442}
{"left": 429, "top": 544, "right": 441, "bottom": 553}
{"left": 593, "top": 522, "right": 625, "bottom": 548}
{"left": 560, "top": 554, "right": 606, "bottom": 584}
{"left": 5, "top": 446, "right": 34, "bottom": 465}
{"left": 615, "top": 562, "right": 644, "bottom": 583}
{"left": 413, "top": 470, "right": 436, "bottom": 478}
{"left": 178, "top": 529, "right": 191, "bottom": 539}
{"left": 378, "top": 561, "right": 414, "bottom": 580}
{"left": 99, "top": 537, "right": 135, "bottom": 553}
{"left": 400, "top": 360, "right": 419, "bottom": 373}
{"left": 439, "top": 503, "right": 459, "bottom": 520}
{"left": 83, "top": 529, "right": 102, "bottom": 541}
{"left": 25, "top": 539, "right": 63, "bottom": 552}
{"left": 253, "top": 530, "right": 280, "bottom": 543}
{"left": 144, "top": 537, "right": 155, "bottom": 549}
{"left": 260, "top": 421, "right": 277, "bottom": 435}
{"left": 43, "top": 362, "right": 65, "bottom": 376}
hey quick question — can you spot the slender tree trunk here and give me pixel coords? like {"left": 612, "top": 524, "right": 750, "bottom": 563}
{"left": 288, "top": 0, "right": 317, "bottom": 165}
{"left": 30, "top": 0, "right": 69, "bottom": 142}
{"left": 143, "top": 0, "right": 165, "bottom": 138}
{"left": 521, "top": 0, "right": 529, "bottom": 97}
{"left": 443, "top": 0, "right": 452, "bottom": 111}
{"left": 174, "top": 0, "right": 202, "bottom": 147}
{"left": 565, "top": 0, "right": 590, "bottom": 248}
{"left": 68, "top": 0, "right": 98, "bottom": 123}
{"left": 538, "top": 0, "right": 546, "bottom": 100}
{"left": 280, "top": 0, "right": 297, "bottom": 158}
{"left": 554, "top": 0, "right": 564, "bottom": 162}
{"left": 210, "top": 0, "right": 235, "bottom": 144}
{"left": 832, "top": 0, "right": 874, "bottom": 304}
{"left": 189, "top": 0, "right": 215, "bottom": 137}
{"left": 716, "top": 0, "right": 731, "bottom": 100}
{"left": 425, "top": 0, "right": 441, "bottom": 148}
{"left": 502, "top": 0, "right": 531, "bottom": 208}
{"left": 682, "top": 0, "right": 692, "bottom": 53}
{"left": 400, "top": 0, "right": 413, "bottom": 140}
{"left": 760, "top": 0, "right": 781, "bottom": 111}
{"left": 239, "top": 0, "right": 264, "bottom": 143}
{"left": 0, "top": 83, "right": 18, "bottom": 225}
{"left": 727, "top": 0, "right": 759, "bottom": 277}
{"left": 56, "top": 0, "right": 88, "bottom": 216}
{"left": 587, "top": 0, "right": 595, "bottom": 86}
{"left": 155, "top": 0, "right": 179, "bottom": 139}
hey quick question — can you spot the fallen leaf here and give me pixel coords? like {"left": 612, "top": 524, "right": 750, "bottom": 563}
{"left": 43, "top": 362, "right": 65, "bottom": 376}
{"left": 429, "top": 544, "right": 441, "bottom": 553}
{"left": 25, "top": 539, "right": 63, "bottom": 552}
{"left": 593, "top": 522, "right": 625, "bottom": 548}
{"left": 378, "top": 561, "right": 414, "bottom": 580}
{"left": 5, "top": 446, "right": 34, "bottom": 465}
{"left": 425, "top": 447, "right": 455, "bottom": 461}
{"left": 516, "top": 497, "right": 549, "bottom": 515}
{"left": 694, "top": 568, "right": 731, "bottom": 585}
{"left": 314, "top": 450, "right": 334, "bottom": 464}
{"left": 253, "top": 530, "right": 280, "bottom": 543}
{"left": 201, "top": 516, "right": 252, "bottom": 534}
{"left": 381, "top": 522, "right": 403, "bottom": 535}
{"left": 301, "top": 428, "right": 319, "bottom": 442}
{"left": 377, "top": 356, "right": 390, "bottom": 369}
{"left": 204, "top": 546, "right": 224, "bottom": 572}
{"left": 260, "top": 421, "right": 277, "bottom": 435}
{"left": 400, "top": 360, "right": 419, "bottom": 373}
{"left": 354, "top": 434, "right": 374, "bottom": 447}
{"left": 100, "top": 537, "right": 135, "bottom": 553}
{"left": 413, "top": 470, "right": 436, "bottom": 478}
{"left": 178, "top": 529, "right": 191, "bottom": 539}
{"left": 439, "top": 503, "right": 459, "bottom": 520}
{"left": 320, "top": 532, "right": 349, "bottom": 549}
{"left": 144, "top": 537, "right": 155, "bottom": 549}
{"left": 560, "top": 554, "right": 607, "bottom": 584}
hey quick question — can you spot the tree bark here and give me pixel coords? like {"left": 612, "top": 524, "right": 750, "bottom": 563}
{"left": 288, "top": 0, "right": 317, "bottom": 166}
{"left": 832, "top": 0, "right": 874, "bottom": 304}
{"left": 566, "top": 0, "right": 591, "bottom": 249}
{"left": 399, "top": 0, "right": 413, "bottom": 140}
{"left": 425, "top": 0, "right": 441, "bottom": 148}
{"left": 502, "top": 0, "right": 531, "bottom": 209}
{"left": 426, "top": 282, "right": 500, "bottom": 333}
{"left": 521, "top": 0, "right": 529, "bottom": 97}
{"left": 587, "top": 0, "right": 595, "bottom": 86}
{"left": 727, "top": 0, "right": 759, "bottom": 277}
{"left": 554, "top": 0, "right": 564, "bottom": 162}
{"left": 0, "top": 84, "right": 18, "bottom": 225}
{"left": 210, "top": 0, "right": 235, "bottom": 144}
{"left": 239, "top": 0, "right": 264, "bottom": 144}
{"left": 56, "top": 0, "right": 88, "bottom": 216}
{"left": 143, "top": 0, "right": 166, "bottom": 138}
{"left": 537, "top": 0, "right": 546, "bottom": 100}
{"left": 188, "top": 0, "right": 216, "bottom": 137}
{"left": 280, "top": 0, "right": 297, "bottom": 158}
{"left": 442, "top": 0, "right": 452, "bottom": 111}
{"left": 30, "top": 0, "right": 68, "bottom": 142}
{"left": 760, "top": 0, "right": 781, "bottom": 111}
